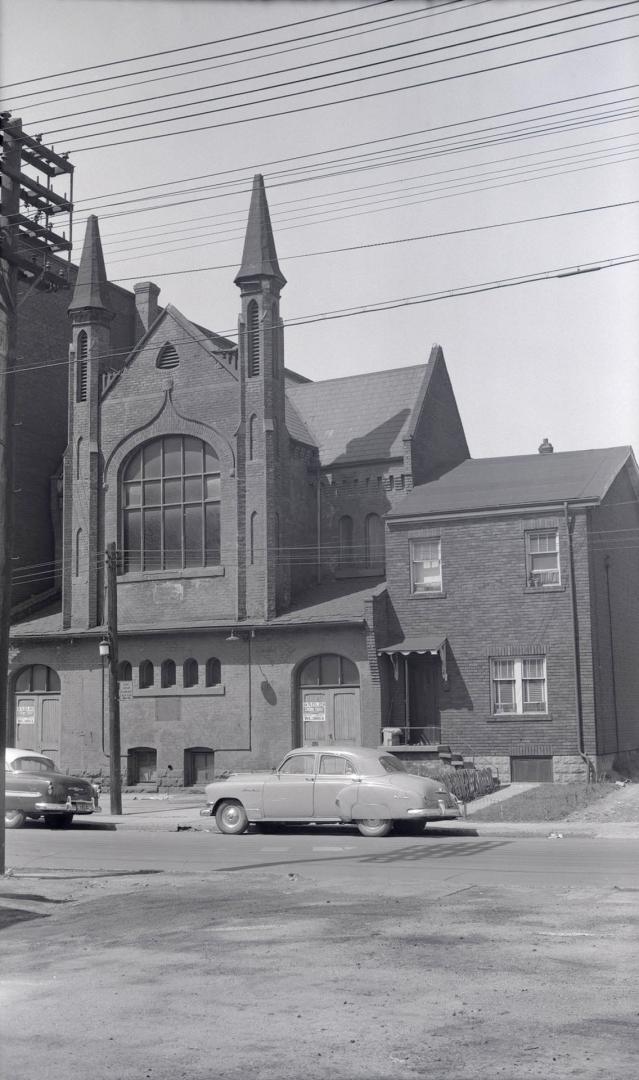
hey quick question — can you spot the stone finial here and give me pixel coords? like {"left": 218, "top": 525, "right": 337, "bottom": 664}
{"left": 538, "top": 438, "right": 554, "bottom": 454}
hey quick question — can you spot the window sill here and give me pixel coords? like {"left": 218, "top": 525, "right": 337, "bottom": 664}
{"left": 334, "top": 567, "right": 384, "bottom": 579}
{"left": 488, "top": 712, "right": 550, "bottom": 722}
{"left": 524, "top": 585, "right": 565, "bottom": 595}
{"left": 119, "top": 566, "right": 225, "bottom": 583}
{"left": 132, "top": 685, "right": 226, "bottom": 698}
{"left": 409, "top": 591, "right": 446, "bottom": 599}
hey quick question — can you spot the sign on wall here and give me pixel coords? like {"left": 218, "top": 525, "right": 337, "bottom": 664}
{"left": 16, "top": 701, "right": 36, "bottom": 724}
{"left": 303, "top": 696, "right": 327, "bottom": 724}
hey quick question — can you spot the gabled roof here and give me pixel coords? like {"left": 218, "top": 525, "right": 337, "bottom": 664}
{"left": 388, "top": 446, "right": 636, "bottom": 519}
{"left": 286, "top": 363, "right": 429, "bottom": 467}
{"left": 234, "top": 174, "right": 286, "bottom": 289}
{"left": 68, "top": 215, "right": 112, "bottom": 314}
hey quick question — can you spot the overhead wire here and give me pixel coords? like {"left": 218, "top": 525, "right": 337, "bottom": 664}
{"left": 31, "top": 0, "right": 596, "bottom": 130}
{"left": 62, "top": 28, "right": 639, "bottom": 153}
{"left": 44, "top": 7, "right": 639, "bottom": 143}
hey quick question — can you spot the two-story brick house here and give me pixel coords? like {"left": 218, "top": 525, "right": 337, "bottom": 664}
{"left": 382, "top": 443, "right": 639, "bottom": 782}
{"left": 8, "top": 175, "right": 470, "bottom": 785}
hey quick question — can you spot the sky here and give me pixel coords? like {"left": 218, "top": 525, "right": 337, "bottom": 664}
{"left": 1, "top": 0, "right": 638, "bottom": 459}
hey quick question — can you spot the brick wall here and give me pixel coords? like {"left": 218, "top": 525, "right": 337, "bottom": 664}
{"left": 385, "top": 508, "right": 596, "bottom": 762}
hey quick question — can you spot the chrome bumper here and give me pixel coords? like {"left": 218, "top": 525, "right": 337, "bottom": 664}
{"left": 34, "top": 799, "right": 101, "bottom": 815}
{"left": 200, "top": 806, "right": 214, "bottom": 817}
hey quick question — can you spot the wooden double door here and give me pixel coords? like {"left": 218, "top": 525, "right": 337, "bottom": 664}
{"left": 14, "top": 694, "right": 61, "bottom": 757}
{"left": 301, "top": 687, "right": 360, "bottom": 745}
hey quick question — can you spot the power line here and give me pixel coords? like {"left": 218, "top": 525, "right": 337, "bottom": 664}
{"left": 0, "top": 0, "right": 394, "bottom": 90}
{"left": 10, "top": 251, "right": 639, "bottom": 383}
{"left": 65, "top": 28, "right": 639, "bottom": 153}
{"left": 32, "top": 0, "right": 594, "bottom": 130}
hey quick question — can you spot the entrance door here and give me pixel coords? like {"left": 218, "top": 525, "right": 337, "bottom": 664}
{"left": 298, "top": 654, "right": 361, "bottom": 746}
{"left": 15, "top": 694, "right": 61, "bottom": 755}
{"left": 301, "top": 688, "right": 360, "bottom": 745}
{"left": 407, "top": 655, "right": 441, "bottom": 744}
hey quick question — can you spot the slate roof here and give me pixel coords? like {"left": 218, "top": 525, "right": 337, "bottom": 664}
{"left": 388, "top": 447, "right": 635, "bottom": 518}
{"left": 234, "top": 174, "right": 286, "bottom": 288}
{"left": 68, "top": 215, "right": 112, "bottom": 314}
{"left": 286, "top": 363, "right": 428, "bottom": 466}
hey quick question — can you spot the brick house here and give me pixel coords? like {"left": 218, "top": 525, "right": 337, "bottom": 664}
{"left": 382, "top": 444, "right": 639, "bottom": 782}
{"left": 8, "top": 175, "right": 470, "bottom": 785}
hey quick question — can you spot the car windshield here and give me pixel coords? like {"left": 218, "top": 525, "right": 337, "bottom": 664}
{"left": 378, "top": 754, "right": 408, "bottom": 774}
{"left": 12, "top": 755, "right": 56, "bottom": 773}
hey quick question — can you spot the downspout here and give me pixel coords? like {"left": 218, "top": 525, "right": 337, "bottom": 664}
{"left": 564, "top": 502, "right": 595, "bottom": 780}
{"left": 604, "top": 554, "right": 620, "bottom": 753}
{"left": 316, "top": 467, "right": 322, "bottom": 584}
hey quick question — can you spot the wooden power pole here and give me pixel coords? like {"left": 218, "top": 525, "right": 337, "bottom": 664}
{"left": 106, "top": 543, "right": 122, "bottom": 815}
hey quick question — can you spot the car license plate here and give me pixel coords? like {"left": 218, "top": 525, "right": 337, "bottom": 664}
{"left": 74, "top": 802, "right": 92, "bottom": 812}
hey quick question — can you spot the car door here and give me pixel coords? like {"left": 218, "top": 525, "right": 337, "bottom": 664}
{"left": 313, "top": 753, "right": 359, "bottom": 819}
{"left": 262, "top": 753, "right": 316, "bottom": 818}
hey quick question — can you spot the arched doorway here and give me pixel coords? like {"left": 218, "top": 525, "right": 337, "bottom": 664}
{"left": 298, "top": 654, "right": 360, "bottom": 746}
{"left": 13, "top": 665, "right": 61, "bottom": 756}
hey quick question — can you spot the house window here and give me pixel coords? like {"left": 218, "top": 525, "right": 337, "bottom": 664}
{"left": 410, "top": 539, "right": 442, "bottom": 593}
{"left": 526, "top": 530, "right": 560, "bottom": 587}
{"left": 139, "top": 660, "right": 154, "bottom": 689}
{"left": 183, "top": 658, "right": 198, "bottom": 688}
{"left": 247, "top": 300, "right": 259, "bottom": 377}
{"left": 365, "top": 513, "right": 385, "bottom": 570}
{"left": 205, "top": 658, "right": 221, "bottom": 687}
{"left": 338, "top": 515, "right": 354, "bottom": 566}
{"left": 121, "top": 435, "right": 221, "bottom": 572}
{"left": 161, "top": 659, "right": 176, "bottom": 688}
{"left": 491, "top": 657, "right": 547, "bottom": 715}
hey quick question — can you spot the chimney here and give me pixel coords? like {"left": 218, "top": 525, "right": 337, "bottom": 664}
{"left": 538, "top": 438, "right": 554, "bottom": 454}
{"left": 134, "top": 281, "right": 160, "bottom": 337}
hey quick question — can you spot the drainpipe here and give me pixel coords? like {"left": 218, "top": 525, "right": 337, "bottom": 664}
{"left": 316, "top": 467, "right": 322, "bottom": 584}
{"left": 564, "top": 502, "right": 593, "bottom": 779}
{"left": 604, "top": 555, "right": 620, "bottom": 753}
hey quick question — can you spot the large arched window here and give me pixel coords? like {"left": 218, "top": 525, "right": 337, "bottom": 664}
{"left": 121, "top": 435, "right": 221, "bottom": 572}
{"left": 365, "top": 513, "right": 385, "bottom": 571}
{"left": 338, "top": 515, "right": 354, "bottom": 567}
{"left": 247, "top": 300, "right": 260, "bottom": 377}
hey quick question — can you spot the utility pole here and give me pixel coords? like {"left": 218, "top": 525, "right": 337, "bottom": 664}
{"left": 0, "top": 114, "right": 73, "bottom": 873}
{"left": 105, "top": 543, "right": 122, "bottom": 815}
{"left": 0, "top": 117, "right": 20, "bottom": 876}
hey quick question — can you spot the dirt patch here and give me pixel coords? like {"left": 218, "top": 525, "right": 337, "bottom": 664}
{"left": 471, "top": 783, "right": 619, "bottom": 822}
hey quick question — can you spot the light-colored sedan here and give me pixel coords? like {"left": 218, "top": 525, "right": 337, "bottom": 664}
{"left": 202, "top": 745, "right": 461, "bottom": 837}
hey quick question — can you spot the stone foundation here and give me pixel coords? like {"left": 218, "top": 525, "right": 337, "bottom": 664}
{"left": 472, "top": 755, "right": 510, "bottom": 784}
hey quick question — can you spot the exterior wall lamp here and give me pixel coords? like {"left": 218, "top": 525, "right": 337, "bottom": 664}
{"left": 98, "top": 637, "right": 111, "bottom": 658}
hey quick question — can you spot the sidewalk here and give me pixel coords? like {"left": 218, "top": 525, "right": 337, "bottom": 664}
{"left": 87, "top": 787, "right": 639, "bottom": 839}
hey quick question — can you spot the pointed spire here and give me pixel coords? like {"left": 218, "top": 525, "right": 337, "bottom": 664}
{"left": 68, "top": 215, "right": 112, "bottom": 315}
{"left": 235, "top": 175, "right": 286, "bottom": 290}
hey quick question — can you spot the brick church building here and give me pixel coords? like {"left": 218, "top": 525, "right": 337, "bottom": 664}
{"left": 9, "top": 177, "right": 639, "bottom": 786}
{"left": 9, "top": 176, "right": 470, "bottom": 786}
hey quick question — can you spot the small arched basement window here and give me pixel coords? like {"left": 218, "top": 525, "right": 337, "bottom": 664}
{"left": 156, "top": 342, "right": 179, "bottom": 370}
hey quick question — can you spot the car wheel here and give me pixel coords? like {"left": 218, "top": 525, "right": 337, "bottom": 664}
{"left": 4, "top": 809, "right": 26, "bottom": 829}
{"left": 46, "top": 814, "right": 74, "bottom": 829}
{"left": 215, "top": 801, "right": 249, "bottom": 835}
{"left": 357, "top": 818, "right": 392, "bottom": 837}
{"left": 394, "top": 820, "right": 426, "bottom": 836}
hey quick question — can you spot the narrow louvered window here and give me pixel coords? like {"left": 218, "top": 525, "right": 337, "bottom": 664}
{"left": 247, "top": 301, "right": 260, "bottom": 377}
{"left": 76, "top": 331, "right": 88, "bottom": 402}
{"left": 156, "top": 343, "right": 179, "bottom": 369}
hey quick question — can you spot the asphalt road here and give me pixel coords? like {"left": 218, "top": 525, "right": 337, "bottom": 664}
{"left": 6, "top": 822, "right": 639, "bottom": 893}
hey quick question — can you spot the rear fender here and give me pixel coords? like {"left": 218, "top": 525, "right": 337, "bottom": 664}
{"left": 351, "top": 800, "right": 391, "bottom": 821}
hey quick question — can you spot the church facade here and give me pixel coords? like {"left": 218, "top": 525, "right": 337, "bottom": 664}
{"left": 9, "top": 176, "right": 470, "bottom": 786}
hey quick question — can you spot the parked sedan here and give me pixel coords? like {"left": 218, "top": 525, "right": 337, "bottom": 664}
{"left": 4, "top": 748, "right": 101, "bottom": 829}
{"left": 202, "top": 745, "right": 461, "bottom": 837}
